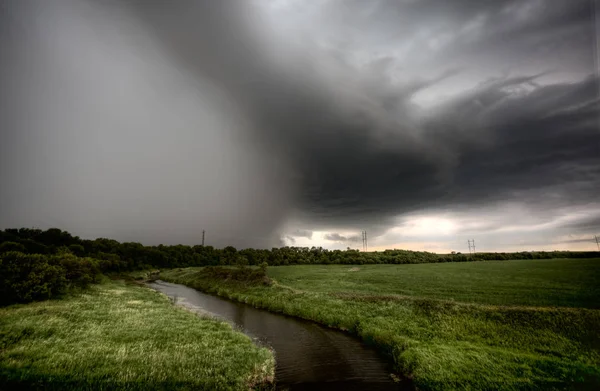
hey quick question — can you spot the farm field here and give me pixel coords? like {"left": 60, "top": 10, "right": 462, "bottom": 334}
{"left": 162, "top": 258, "right": 600, "bottom": 390}
{"left": 267, "top": 258, "right": 600, "bottom": 308}
{"left": 0, "top": 278, "right": 274, "bottom": 390}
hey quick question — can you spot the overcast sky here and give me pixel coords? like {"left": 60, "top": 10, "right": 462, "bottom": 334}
{"left": 1, "top": 0, "right": 599, "bottom": 252}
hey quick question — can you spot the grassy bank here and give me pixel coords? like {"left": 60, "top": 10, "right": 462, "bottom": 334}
{"left": 0, "top": 278, "right": 274, "bottom": 390}
{"left": 161, "top": 259, "right": 600, "bottom": 390}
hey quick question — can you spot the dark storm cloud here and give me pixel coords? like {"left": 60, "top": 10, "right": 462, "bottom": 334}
{"left": 561, "top": 213, "right": 600, "bottom": 233}
{"left": 562, "top": 238, "right": 599, "bottom": 244}
{"left": 278, "top": 1, "right": 598, "bottom": 236}
{"left": 292, "top": 229, "right": 313, "bottom": 240}
{"left": 305, "top": 0, "right": 595, "bottom": 77}
{"left": 323, "top": 233, "right": 361, "bottom": 243}
{"left": 428, "top": 75, "right": 600, "bottom": 205}
{"left": 1, "top": 0, "right": 598, "bottom": 247}
{"left": 0, "top": 0, "right": 291, "bottom": 248}
{"left": 282, "top": 235, "right": 296, "bottom": 245}
{"left": 128, "top": 0, "right": 597, "bottom": 233}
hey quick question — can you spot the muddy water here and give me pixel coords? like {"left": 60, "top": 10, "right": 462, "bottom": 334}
{"left": 148, "top": 280, "right": 408, "bottom": 391}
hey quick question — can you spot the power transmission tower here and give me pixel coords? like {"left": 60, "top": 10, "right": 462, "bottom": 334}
{"left": 361, "top": 231, "right": 365, "bottom": 251}
{"left": 365, "top": 231, "right": 368, "bottom": 252}
{"left": 467, "top": 239, "right": 476, "bottom": 255}
{"left": 361, "top": 230, "right": 368, "bottom": 252}
{"left": 202, "top": 230, "right": 205, "bottom": 246}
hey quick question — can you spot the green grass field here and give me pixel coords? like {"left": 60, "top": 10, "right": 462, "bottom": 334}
{"left": 267, "top": 258, "right": 600, "bottom": 308}
{"left": 0, "top": 278, "right": 274, "bottom": 390}
{"left": 162, "top": 259, "right": 600, "bottom": 390}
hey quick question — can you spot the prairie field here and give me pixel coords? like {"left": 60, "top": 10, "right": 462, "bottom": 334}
{"left": 0, "top": 278, "right": 274, "bottom": 390}
{"left": 267, "top": 258, "right": 600, "bottom": 308}
{"left": 162, "top": 258, "right": 600, "bottom": 390}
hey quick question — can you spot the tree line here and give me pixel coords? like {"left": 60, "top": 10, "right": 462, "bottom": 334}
{"left": 1, "top": 227, "right": 598, "bottom": 305}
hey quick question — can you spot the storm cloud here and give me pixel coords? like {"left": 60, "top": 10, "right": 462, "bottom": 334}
{"left": 1, "top": 0, "right": 598, "bottom": 250}
{"left": 323, "top": 233, "right": 361, "bottom": 244}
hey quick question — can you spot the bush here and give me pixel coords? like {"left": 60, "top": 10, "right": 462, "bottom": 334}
{"left": 19, "top": 239, "right": 49, "bottom": 254}
{"left": 0, "top": 251, "right": 103, "bottom": 305}
{"left": 0, "top": 252, "right": 67, "bottom": 305}
{"left": 0, "top": 242, "right": 26, "bottom": 254}
{"left": 259, "top": 262, "right": 268, "bottom": 273}
{"left": 200, "top": 266, "right": 270, "bottom": 285}
{"left": 50, "top": 254, "right": 101, "bottom": 288}
{"left": 68, "top": 244, "right": 85, "bottom": 257}
{"left": 91, "top": 252, "right": 122, "bottom": 272}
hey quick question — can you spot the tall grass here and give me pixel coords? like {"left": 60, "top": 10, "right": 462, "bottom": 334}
{"left": 161, "top": 259, "right": 600, "bottom": 390}
{"left": 0, "top": 278, "right": 274, "bottom": 390}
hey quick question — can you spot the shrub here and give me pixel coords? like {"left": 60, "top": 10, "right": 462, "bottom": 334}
{"left": 91, "top": 252, "right": 122, "bottom": 273}
{"left": 19, "top": 239, "right": 49, "bottom": 254}
{"left": 0, "top": 252, "right": 67, "bottom": 305}
{"left": 68, "top": 244, "right": 85, "bottom": 257}
{"left": 200, "top": 266, "right": 270, "bottom": 285}
{"left": 50, "top": 254, "right": 101, "bottom": 288}
{"left": 259, "top": 262, "right": 268, "bottom": 273}
{"left": 0, "top": 242, "right": 26, "bottom": 254}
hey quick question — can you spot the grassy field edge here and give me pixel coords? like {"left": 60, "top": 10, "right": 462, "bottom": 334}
{"left": 160, "top": 266, "right": 600, "bottom": 391}
{"left": 0, "top": 277, "right": 275, "bottom": 390}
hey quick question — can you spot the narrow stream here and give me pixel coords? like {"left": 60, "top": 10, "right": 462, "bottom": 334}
{"left": 149, "top": 280, "right": 408, "bottom": 391}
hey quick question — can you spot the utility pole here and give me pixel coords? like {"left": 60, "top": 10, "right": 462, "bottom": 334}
{"left": 202, "top": 230, "right": 205, "bottom": 246}
{"left": 365, "top": 231, "right": 368, "bottom": 252}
